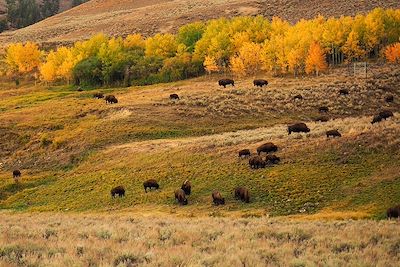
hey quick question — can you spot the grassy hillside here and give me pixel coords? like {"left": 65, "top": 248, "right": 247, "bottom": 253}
{"left": 0, "top": 0, "right": 399, "bottom": 45}
{"left": 0, "top": 65, "right": 399, "bottom": 217}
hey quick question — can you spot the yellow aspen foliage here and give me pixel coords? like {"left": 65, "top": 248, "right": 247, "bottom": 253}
{"left": 145, "top": 33, "right": 178, "bottom": 58}
{"left": 123, "top": 34, "right": 145, "bottom": 49}
{"left": 203, "top": 56, "right": 219, "bottom": 74}
{"left": 230, "top": 42, "right": 262, "bottom": 76}
{"left": 384, "top": 43, "right": 400, "bottom": 63}
{"left": 5, "top": 42, "right": 41, "bottom": 74}
{"left": 305, "top": 42, "right": 328, "bottom": 76}
{"left": 40, "top": 47, "right": 77, "bottom": 82}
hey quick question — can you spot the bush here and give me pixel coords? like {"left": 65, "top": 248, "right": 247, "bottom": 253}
{"left": 73, "top": 57, "right": 103, "bottom": 86}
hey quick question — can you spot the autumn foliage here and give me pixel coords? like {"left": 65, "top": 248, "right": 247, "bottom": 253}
{"left": 384, "top": 43, "right": 400, "bottom": 63}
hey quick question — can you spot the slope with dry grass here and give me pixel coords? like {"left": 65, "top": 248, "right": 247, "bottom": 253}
{"left": 0, "top": 0, "right": 399, "bottom": 45}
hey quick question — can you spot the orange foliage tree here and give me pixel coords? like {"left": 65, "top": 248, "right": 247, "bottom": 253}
{"left": 384, "top": 43, "right": 400, "bottom": 63}
{"left": 305, "top": 42, "right": 328, "bottom": 76}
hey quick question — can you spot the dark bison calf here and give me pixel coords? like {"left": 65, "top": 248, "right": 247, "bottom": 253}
{"left": 105, "top": 95, "right": 118, "bottom": 104}
{"left": 13, "top": 170, "right": 21, "bottom": 178}
{"left": 234, "top": 187, "right": 250, "bottom": 203}
{"left": 238, "top": 149, "right": 251, "bottom": 158}
{"left": 111, "top": 186, "right": 125, "bottom": 198}
{"left": 212, "top": 191, "right": 225, "bottom": 205}
{"left": 326, "top": 130, "right": 341, "bottom": 138}
{"left": 257, "top": 142, "right": 278, "bottom": 155}
{"left": 265, "top": 154, "right": 280, "bottom": 165}
{"left": 319, "top": 106, "right": 329, "bottom": 113}
{"left": 385, "top": 95, "right": 394, "bottom": 103}
{"left": 175, "top": 189, "right": 188, "bottom": 205}
{"left": 339, "top": 89, "right": 349, "bottom": 96}
{"left": 218, "top": 79, "right": 235, "bottom": 88}
{"left": 249, "top": 156, "right": 266, "bottom": 169}
{"left": 143, "top": 179, "right": 159, "bottom": 193}
{"left": 170, "top": 94, "right": 180, "bottom": 100}
{"left": 387, "top": 205, "right": 400, "bottom": 219}
{"left": 93, "top": 92, "right": 104, "bottom": 99}
{"left": 371, "top": 110, "right": 394, "bottom": 124}
{"left": 253, "top": 79, "right": 268, "bottom": 87}
{"left": 181, "top": 180, "right": 191, "bottom": 195}
{"left": 288, "top": 123, "right": 310, "bottom": 134}
{"left": 293, "top": 94, "right": 303, "bottom": 101}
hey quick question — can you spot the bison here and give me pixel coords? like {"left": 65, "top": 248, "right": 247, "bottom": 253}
{"left": 175, "top": 189, "right": 188, "bottom": 205}
{"left": 249, "top": 156, "right": 266, "bottom": 169}
{"left": 111, "top": 186, "right": 125, "bottom": 198}
{"left": 238, "top": 149, "right": 251, "bottom": 158}
{"left": 143, "top": 179, "right": 159, "bottom": 193}
{"left": 314, "top": 116, "right": 329, "bottom": 122}
{"left": 265, "top": 154, "right": 280, "bottom": 165}
{"left": 212, "top": 191, "right": 225, "bottom": 205}
{"left": 288, "top": 123, "right": 310, "bottom": 135}
{"left": 257, "top": 142, "right": 278, "bottom": 155}
{"left": 93, "top": 92, "right": 104, "bottom": 99}
{"left": 379, "top": 110, "right": 394, "bottom": 120}
{"left": 385, "top": 95, "right": 394, "bottom": 103}
{"left": 218, "top": 79, "right": 235, "bottom": 88}
{"left": 181, "top": 180, "right": 191, "bottom": 195}
{"left": 326, "top": 129, "right": 341, "bottom": 138}
{"left": 339, "top": 89, "right": 349, "bottom": 96}
{"left": 387, "top": 205, "right": 400, "bottom": 219}
{"left": 319, "top": 106, "right": 329, "bottom": 113}
{"left": 170, "top": 94, "right": 180, "bottom": 100}
{"left": 293, "top": 94, "right": 303, "bottom": 101}
{"left": 234, "top": 187, "right": 250, "bottom": 203}
{"left": 13, "top": 170, "right": 21, "bottom": 178}
{"left": 371, "top": 114, "right": 383, "bottom": 124}
{"left": 253, "top": 79, "right": 268, "bottom": 87}
{"left": 105, "top": 95, "right": 118, "bottom": 104}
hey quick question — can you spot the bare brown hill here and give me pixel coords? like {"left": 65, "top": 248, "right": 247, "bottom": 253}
{"left": 0, "top": 0, "right": 399, "bottom": 46}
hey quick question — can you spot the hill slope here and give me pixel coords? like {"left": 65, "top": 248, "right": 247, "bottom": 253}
{"left": 0, "top": 0, "right": 399, "bottom": 46}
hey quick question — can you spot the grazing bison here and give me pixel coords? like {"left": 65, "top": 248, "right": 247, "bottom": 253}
{"left": 371, "top": 114, "right": 383, "bottom": 124}
{"left": 326, "top": 130, "right": 341, "bottom": 138}
{"left": 265, "top": 154, "right": 280, "bottom": 165}
{"left": 13, "top": 170, "right": 21, "bottom": 178}
{"left": 181, "top": 180, "right": 191, "bottom": 195}
{"left": 257, "top": 142, "right": 278, "bottom": 155}
{"left": 218, "top": 79, "right": 235, "bottom": 88}
{"left": 314, "top": 116, "right": 329, "bottom": 122}
{"left": 143, "top": 179, "right": 159, "bottom": 193}
{"left": 385, "top": 95, "right": 394, "bottom": 103}
{"left": 212, "top": 191, "right": 225, "bottom": 205}
{"left": 253, "top": 79, "right": 268, "bottom": 87}
{"left": 319, "top": 106, "right": 329, "bottom": 113}
{"left": 339, "top": 89, "right": 349, "bottom": 96}
{"left": 249, "top": 156, "right": 266, "bottom": 169}
{"left": 387, "top": 205, "right": 400, "bottom": 219}
{"left": 379, "top": 110, "right": 394, "bottom": 120}
{"left": 293, "top": 94, "right": 303, "bottom": 101}
{"left": 170, "top": 94, "right": 180, "bottom": 100}
{"left": 234, "top": 187, "right": 250, "bottom": 203}
{"left": 238, "top": 149, "right": 251, "bottom": 158}
{"left": 93, "top": 92, "right": 104, "bottom": 99}
{"left": 288, "top": 123, "right": 310, "bottom": 135}
{"left": 175, "top": 189, "right": 188, "bottom": 205}
{"left": 105, "top": 95, "right": 118, "bottom": 104}
{"left": 111, "top": 186, "right": 125, "bottom": 198}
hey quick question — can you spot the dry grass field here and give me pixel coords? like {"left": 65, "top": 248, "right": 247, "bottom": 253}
{"left": 0, "top": 0, "right": 399, "bottom": 46}
{"left": 1, "top": 213, "right": 400, "bottom": 266}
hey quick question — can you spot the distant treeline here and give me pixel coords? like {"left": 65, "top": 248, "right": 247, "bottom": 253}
{"left": 1, "top": 0, "right": 88, "bottom": 31}
{"left": 3, "top": 8, "right": 400, "bottom": 87}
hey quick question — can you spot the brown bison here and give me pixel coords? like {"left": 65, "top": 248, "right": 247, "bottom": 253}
{"left": 371, "top": 114, "right": 383, "bottom": 124}
{"left": 257, "top": 142, "right": 278, "bottom": 155}
{"left": 288, "top": 123, "right": 310, "bottom": 135}
{"left": 379, "top": 110, "right": 394, "bottom": 120}
{"left": 143, "top": 179, "right": 159, "bottom": 193}
{"left": 265, "top": 154, "right": 280, "bottom": 165}
{"left": 170, "top": 93, "right": 180, "bottom": 100}
{"left": 212, "top": 191, "right": 225, "bottom": 205}
{"left": 319, "top": 106, "right": 329, "bottom": 113}
{"left": 326, "top": 130, "right": 341, "bottom": 138}
{"left": 234, "top": 187, "right": 250, "bottom": 203}
{"left": 93, "top": 92, "right": 104, "bottom": 99}
{"left": 13, "top": 170, "right": 21, "bottom": 178}
{"left": 249, "top": 156, "right": 266, "bottom": 169}
{"left": 253, "top": 79, "right": 268, "bottom": 87}
{"left": 238, "top": 149, "right": 251, "bottom": 158}
{"left": 385, "top": 95, "right": 394, "bottom": 103}
{"left": 218, "top": 79, "right": 235, "bottom": 88}
{"left": 293, "top": 94, "right": 303, "bottom": 101}
{"left": 387, "top": 205, "right": 400, "bottom": 219}
{"left": 175, "top": 189, "right": 188, "bottom": 205}
{"left": 315, "top": 116, "right": 329, "bottom": 122}
{"left": 105, "top": 95, "right": 118, "bottom": 104}
{"left": 111, "top": 186, "right": 125, "bottom": 198}
{"left": 181, "top": 180, "right": 191, "bottom": 195}
{"left": 339, "top": 89, "right": 349, "bottom": 96}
